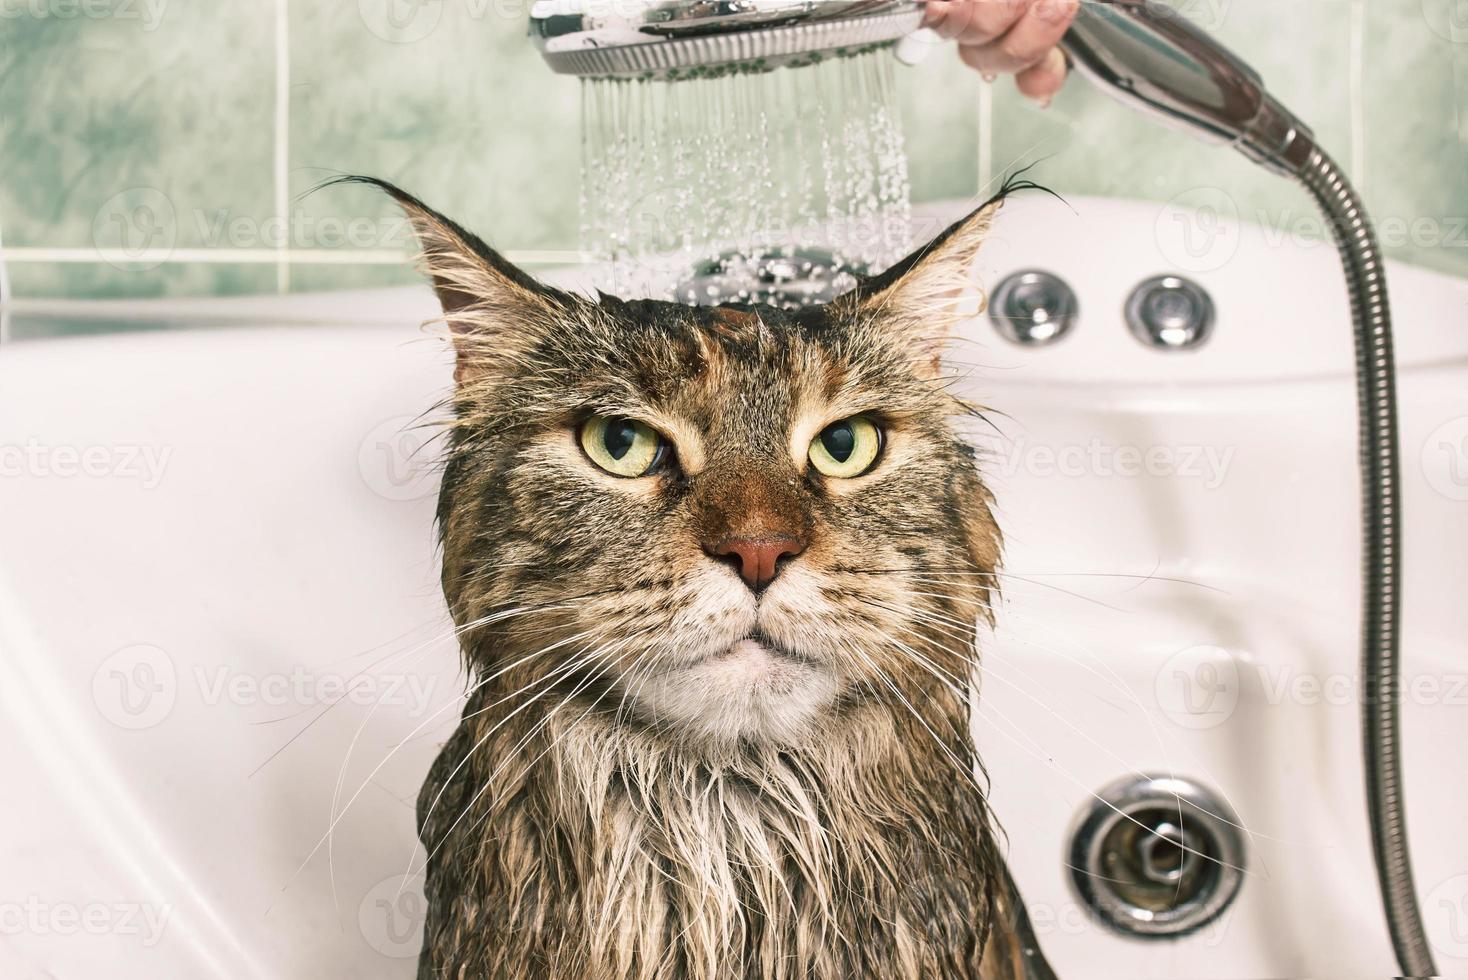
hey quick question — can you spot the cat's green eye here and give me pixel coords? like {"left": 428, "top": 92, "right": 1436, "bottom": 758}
{"left": 808, "top": 416, "right": 882, "bottom": 478}
{"left": 579, "top": 415, "right": 665, "bottom": 478}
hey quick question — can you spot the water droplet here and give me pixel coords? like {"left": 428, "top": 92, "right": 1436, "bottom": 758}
{"left": 579, "top": 53, "right": 913, "bottom": 302}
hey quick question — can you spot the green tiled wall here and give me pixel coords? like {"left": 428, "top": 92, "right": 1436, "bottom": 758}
{"left": 2, "top": 0, "right": 1464, "bottom": 298}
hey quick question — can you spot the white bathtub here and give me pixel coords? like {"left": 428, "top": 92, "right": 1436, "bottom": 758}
{"left": 1, "top": 194, "right": 1465, "bottom": 978}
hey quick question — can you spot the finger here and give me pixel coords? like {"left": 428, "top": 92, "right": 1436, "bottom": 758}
{"left": 923, "top": 0, "right": 1028, "bottom": 45}
{"left": 1014, "top": 47, "right": 1069, "bottom": 104}
{"left": 957, "top": 0, "right": 1079, "bottom": 75}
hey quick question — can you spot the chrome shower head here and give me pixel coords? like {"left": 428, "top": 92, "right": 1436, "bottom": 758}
{"left": 531, "top": 0, "right": 1317, "bottom": 174}
{"left": 529, "top": 1, "right": 923, "bottom": 81}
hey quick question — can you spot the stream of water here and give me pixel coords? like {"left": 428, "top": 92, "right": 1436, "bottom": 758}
{"left": 580, "top": 51, "right": 912, "bottom": 304}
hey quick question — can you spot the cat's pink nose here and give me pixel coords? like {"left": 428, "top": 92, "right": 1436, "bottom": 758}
{"left": 707, "top": 536, "right": 805, "bottom": 592}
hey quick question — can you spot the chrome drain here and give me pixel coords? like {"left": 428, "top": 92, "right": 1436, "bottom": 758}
{"left": 1069, "top": 775, "right": 1245, "bottom": 938}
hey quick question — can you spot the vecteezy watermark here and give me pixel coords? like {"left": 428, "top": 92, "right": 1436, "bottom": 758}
{"left": 1423, "top": 416, "right": 1468, "bottom": 501}
{"left": 92, "top": 644, "right": 177, "bottom": 730}
{"left": 356, "top": 0, "right": 657, "bottom": 44}
{"left": 1428, "top": 874, "right": 1468, "bottom": 958}
{"left": 1155, "top": 645, "right": 1242, "bottom": 730}
{"left": 0, "top": 0, "right": 167, "bottom": 30}
{"left": 1156, "top": 645, "right": 1468, "bottom": 729}
{"left": 92, "top": 644, "right": 441, "bottom": 728}
{"left": 0, "top": 898, "right": 173, "bottom": 946}
{"left": 359, "top": 415, "right": 441, "bottom": 502}
{"left": 1153, "top": 185, "right": 1468, "bottom": 272}
{"left": 1157, "top": 0, "right": 1232, "bottom": 31}
{"left": 1154, "top": 186, "right": 1242, "bottom": 274}
{"left": 355, "top": 0, "right": 707, "bottom": 43}
{"left": 987, "top": 437, "right": 1237, "bottom": 490}
{"left": 1249, "top": 666, "right": 1468, "bottom": 708}
{"left": 1255, "top": 210, "right": 1468, "bottom": 252}
{"left": 94, "top": 190, "right": 418, "bottom": 261}
{"left": 92, "top": 187, "right": 177, "bottom": 271}
{"left": 358, "top": 875, "right": 426, "bottom": 959}
{"left": 192, "top": 208, "right": 413, "bottom": 251}
{"left": 1422, "top": 0, "right": 1468, "bottom": 42}
{"left": 0, "top": 439, "right": 172, "bottom": 489}
{"left": 192, "top": 665, "right": 438, "bottom": 717}
{"left": 358, "top": 0, "right": 443, "bottom": 43}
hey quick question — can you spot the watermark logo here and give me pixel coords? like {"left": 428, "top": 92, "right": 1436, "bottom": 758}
{"left": 0, "top": 898, "right": 172, "bottom": 946}
{"left": 359, "top": 416, "right": 440, "bottom": 502}
{"left": 92, "top": 644, "right": 177, "bottom": 730}
{"left": 192, "top": 208, "right": 412, "bottom": 251}
{"left": 1155, "top": 654, "right": 1468, "bottom": 729}
{"left": 988, "top": 436, "right": 1236, "bottom": 490}
{"left": 1422, "top": 0, "right": 1468, "bottom": 42}
{"left": 90, "top": 653, "right": 441, "bottom": 729}
{"left": 0, "top": 439, "right": 172, "bottom": 488}
{"left": 1427, "top": 874, "right": 1468, "bottom": 958}
{"left": 1155, "top": 644, "right": 1240, "bottom": 729}
{"left": 1255, "top": 209, "right": 1468, "bottom": 252}
{"left": 1154, "top": 186, "right": 1240, "bottom": 273}
{"left": 1423, "top": 417, "right": 1468, "bottom": 501}
{"left": 92, "top": 187, "right": 176, "bottom": 272}
{"left": 358, "top": 876, "right": 426, "bottom": 958}
{"left": 1162, "top": 0, "right": 1232, "bottom": 31}
{"left": 192, "top": 665, "right": 438, "bottom": 717}
{"left": 0, "top": 0, "right": 168, "bottom": 31}
{"left": 358, "top": 0, "right": 442, "bottom": 42}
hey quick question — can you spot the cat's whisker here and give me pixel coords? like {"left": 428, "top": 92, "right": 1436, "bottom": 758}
{"left": 873, "top": 602, "right": 1166, "bottom": 780}
{"left": 844, "top": 560, "right": 1225, "bottom": 594}
{"left": 905, "top": 598, "right": 1149, "bottom": 722}
{"left": 439, "top": 640, "right": 603, "bottom": 733}
{"left": 863, "top": 597, "right": 985, "bottom": 644}
{"left": 395, "top": 648, "right": 614, "bottom": 893}
{"left": 320, "top": 630, "right": 607, "bottom": 910}
{"left": 403, "top": 629, "right": 651, "bottom": 895}
{"left": 882, "top": 602, "right": 1273, "bottom": 864}
{"left": 250, "top": 602, "right": 585, "bottom": 780}
{"left": 835, "top": 635, "right": 989, "bottom": 801}
{"left": 415, "top": 629, "right": 608, "bottom": 831}
{"left": 915, "top": 570, "right": 1130, "bottom": 613}
{"left": 322, "top": 638, "right": 483, "bottom": 921}
{"left": 280, "top": 633, "right": 606, "bottom": 900}
{"left": 964, "top": 677, "right": 1258, "bottom": 878}
{"left": 983, "top": 603, "right": 1281, "bottom": 848}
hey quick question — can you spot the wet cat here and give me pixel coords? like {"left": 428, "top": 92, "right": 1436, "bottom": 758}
{"left": 358, "top": 175, "right": 1054, "bottom": 980}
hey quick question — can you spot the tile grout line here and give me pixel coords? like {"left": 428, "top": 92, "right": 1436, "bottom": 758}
{"left": 274, "top": 0, "right": 291, "bottom": 293}
{"left": 1, "top": 247, "right": 582, "bottom": 266}
{"left": 1348, "top": 0, "right": 1365, "bottom": 191}
{"left": 0, "top": 210, "right": 11, "bottom": 343}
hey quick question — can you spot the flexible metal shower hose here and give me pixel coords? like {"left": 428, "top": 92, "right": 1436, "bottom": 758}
{"left": 1295, "top": 148, "right": 1436, "bottom": 977}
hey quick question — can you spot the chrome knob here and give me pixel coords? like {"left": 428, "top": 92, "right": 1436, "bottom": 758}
{"left": 989, "top": 270, "right": 1078, "bottom": 346}
{"left": 1125, "top": 275, "right": 1215, "bottom": 350}
{"left": 1136, "top": 821, "right": 1196, "bottom": 885}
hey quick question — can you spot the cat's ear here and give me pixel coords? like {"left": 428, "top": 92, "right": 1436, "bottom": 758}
{"left": 344, "top": 177, "right": 576, "bottom": 386}
{"left": 838, "top": 189, "right": 1010, "bottom": 379}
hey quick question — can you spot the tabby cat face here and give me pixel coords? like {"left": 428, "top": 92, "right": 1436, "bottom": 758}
{"left": 375, "top": 179, "right": 1005, "bottom": 746}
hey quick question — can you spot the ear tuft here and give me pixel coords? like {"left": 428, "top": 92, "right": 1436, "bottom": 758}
{"left": 837, "top": 176, "right": 1051, "bottom": 378}
{"left": 319, "top": 176, "right": 575, "bottom": 386}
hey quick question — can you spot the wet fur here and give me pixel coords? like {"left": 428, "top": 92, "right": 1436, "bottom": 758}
{"left": 350, "top": 175, "right": 1045, "bottom": 979}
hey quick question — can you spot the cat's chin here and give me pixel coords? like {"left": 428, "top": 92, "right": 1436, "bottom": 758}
{"left": 633, "top": 637, "right": 842, "bottom": 746}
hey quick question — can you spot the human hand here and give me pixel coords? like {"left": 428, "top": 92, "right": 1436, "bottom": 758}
{"left": 922, "top": 0, "right": 1079, "bottom": 105}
